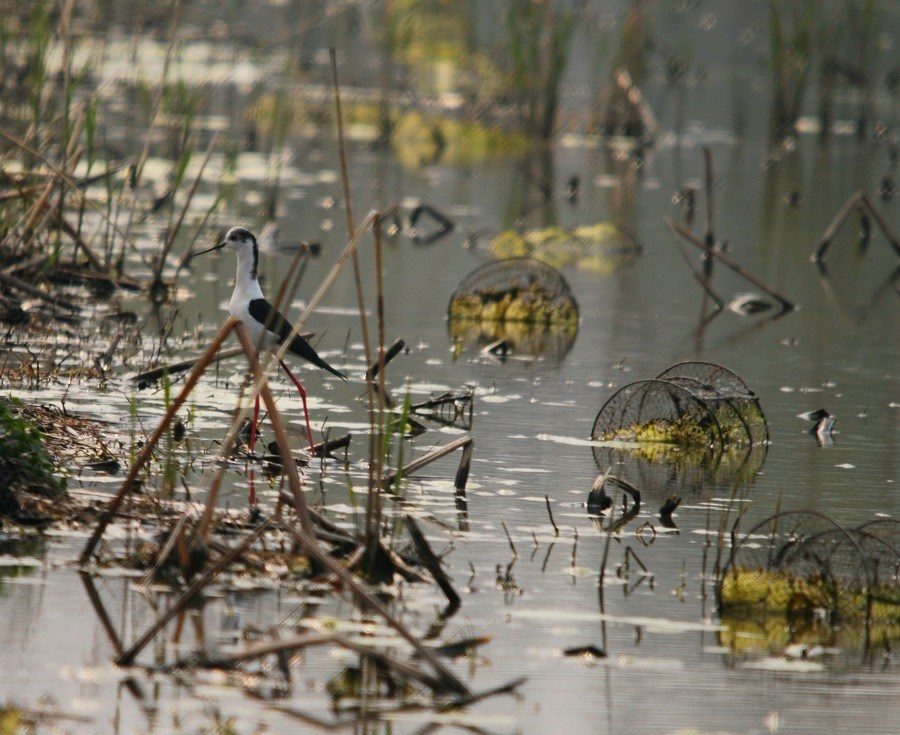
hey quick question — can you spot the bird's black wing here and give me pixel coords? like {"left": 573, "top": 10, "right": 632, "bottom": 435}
{"left": 247, "top": 298, "right": 346, "bottom": 380}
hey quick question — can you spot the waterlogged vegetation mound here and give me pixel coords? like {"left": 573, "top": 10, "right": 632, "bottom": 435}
{"left": 591, "top": 363, "right": 768, "bottom": 456}
{"left": 0, "top": 398, "right": 66, "bottom": 495}
{"left": 448, "top": 257, "right": 579, "bottom": 326}
{"left": 490, "top": 222, "right": 642, "bottom": 273}
{"left": 448, "top": 257, "right": 579, "bottom": 360}
{"left": 0, "top": 397, "right": 67, "bottom": 523}
{"left": 392, "top": 111, "right": 530, "bottom": 168}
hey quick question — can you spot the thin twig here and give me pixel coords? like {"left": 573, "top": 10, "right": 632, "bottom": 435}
{"left": 703, "top": 146, "right": 716, "bottom": 269}
{"left": 501, "top": 522, "right": 518, "bottom": 557}
{"left": 545, "top": 494, "right": 559, "bottom": 536}
{"left": 674, "top": 240, "right": 725, "bottom": 310}
{"left": 860, "top": 193, "right": 900, "bottom": 256}
{"left": 437, "top": 676, "right": 528, "bottom": 711}
{"left": 365, "top": 337, "right": 405, "bottom": 381}
{"left": 382, "top": 436, "right": 473, "bottom": 489}
{"left": 131, "top": 346, "right": 245, "bottom": 386}
{"left": 404, "top": 515, "right": 461, "bottom": 609}
{"left": 812, "top": 190, "right": 864, "bottom": 262}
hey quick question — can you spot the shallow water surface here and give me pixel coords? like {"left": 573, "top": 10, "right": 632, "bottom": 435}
{"left": 1, "top": 3, "right": 898, "bottom": 734}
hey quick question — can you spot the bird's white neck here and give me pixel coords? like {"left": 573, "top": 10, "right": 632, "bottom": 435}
{"left": 232, "top": 244, "right": 264, "bottom": 303}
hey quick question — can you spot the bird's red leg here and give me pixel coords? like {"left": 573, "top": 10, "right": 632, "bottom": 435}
{"left": 249, "top": 395, "right": 260, "bottom": 452}
{"left": 248, "top": 395, "right": 260, "bottom": 506}
{"left": 279, "top": 359, "right": 316, "bottom": 452}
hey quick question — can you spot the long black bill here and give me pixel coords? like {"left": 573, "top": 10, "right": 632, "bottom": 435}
{"left": 190, "top": 241, "right": 226, "bottom": 260}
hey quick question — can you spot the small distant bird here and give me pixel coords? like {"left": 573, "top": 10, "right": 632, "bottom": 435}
{"left": 798, "top": 408, "right": 835, "bottom": 446}
{"left": 194, "top": 226, "right": 346, "bottom": 458}
{"left": 727, "top": 292, "right": 774, "bottom": 316}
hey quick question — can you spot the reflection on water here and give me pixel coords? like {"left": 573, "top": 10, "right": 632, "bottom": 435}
{"left": 0, "top": 2, "right": 898, "bottom": 734}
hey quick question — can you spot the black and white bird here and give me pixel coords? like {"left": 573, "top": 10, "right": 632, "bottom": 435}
{"left": 194, "top": 226, "right": 345, "bottom": 453}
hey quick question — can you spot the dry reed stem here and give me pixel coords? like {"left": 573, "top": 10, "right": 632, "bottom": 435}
{"left": 704, "top": 146, "right": 715, "bottom": 250}
{"left": 674, "top": 240, "right": 725, "bottom": 310}
{"left": 143, "top": 512, "right": 193, "bottom": 587}
{"left": 117, "top": 522, "right": 271, "bottom": 666}
{"left": 501, "top": 522, "right": 518, "bottom": 557}
{"left": 1, "top": 253, "right": 48, "bottom": 277}
{"left": 436, "top": 675, "right": 527, "bottom": 711}
{"left": 813, "top": 190, "right": 900, "bottom": 262}
{"left": 268, "top": 239, "right": 313, "bottom": 328}
{"left": 813, "top": 190, "right": 864, "bottom": 262}
{"left": 51, "top": 207, "right": 107, "bottom": 272}
{"left": 371, "top": 213, "right": 388, "bottom": 540}
{"left": 665, "top": 217, "right": 796, "bottom": 312}
{"left": 365, "top": 338, "right": 406, "bottom": 381}
{"left": 330, "top": 48, "right": 379, "bottom": 549}
{"left": 0, "top": 166, "right": 123, "bottom": 205}
{"left": 0, "top": 270, "right": 80, "bottom": 312}
{"left": 404, "top": 515, "right": 461, "bottom": 608}
{"left": 859, "top": 194, "right": 900, "bottom": 255}
{"left": 79, "top": 572, "right": 126, "bottom": 657}
{"left": 203, "top": 631, "right": 337, "bottom": 666}
{"left": 131, "top": 346, "right": 246, "bottom": 385}
{"left": 544, "top": 494, "right": 559, "bottom": 536}
{"left": 453, "top": 439, "right": 474, "bottom": 494}
{"left": 197, "top": 321, "right": 312, "bottom": 538}
{"left": 198, "top": 631, "right": 451, "bottom": 694}
{"left": 275, "top": 518, "right": 469, "bottom": 696}
{"left": 20, "top": 177, "right": 57, "bottom": 237}
{"left": 274, "top": 495, "right": 357, "bottom": 545}
{"left": 382, "top": 435, "right": 474, "bottom": 491}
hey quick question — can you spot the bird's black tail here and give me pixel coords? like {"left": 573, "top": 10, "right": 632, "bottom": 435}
{"left": 288, "top": 334, "right": 347, "bottom": 380}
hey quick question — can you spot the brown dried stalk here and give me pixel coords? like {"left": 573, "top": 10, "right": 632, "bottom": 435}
{"left": 404, "top": 515, "right": 461, "bottom": 609}
{"left": 812, "top": 190, "right": 900, "bottom": 262}
{"left": 665, "top": 217, "right": 796, "bottom": 312}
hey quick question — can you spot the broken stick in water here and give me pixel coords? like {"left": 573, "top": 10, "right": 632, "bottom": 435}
{"left": 404, "top": 515, "right": 461, "bottom": 610}
{"left": 665, "top": 217, "right": 796, "bottom": 313}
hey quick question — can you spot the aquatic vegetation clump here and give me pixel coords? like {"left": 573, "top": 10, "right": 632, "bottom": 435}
{"left": 448, "top": 257, "right": 579, "bottom": 327}
{"left": 605, "top": 416, "right": 710, "bottom": 446}
{"left": 0, "top": 397, "right": 66, "bottom": 501}
{"left": 719, "top": 513, "right": 899, "bottom": 635}
{"left": 0, "top": 397, "right": 68, "bottom": 526}
{"left": 448, "top": 257, "right": 579, "bottom": 360}
{"left": 592, "top": 363, "right": 769, "bottom": 452}
{"left": 490, "top": 222, "right": 641, "bottom": 273}
{"left": 392, "top": 111, "right": 530, "bottom": 167}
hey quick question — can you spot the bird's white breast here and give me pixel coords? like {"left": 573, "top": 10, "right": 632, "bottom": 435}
{"left": 228, "top": 260, "right": 275, "bottom": 351}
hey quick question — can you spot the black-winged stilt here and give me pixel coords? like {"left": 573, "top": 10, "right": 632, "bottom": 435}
{"left": 194, "top": 226, "right": 346, "bottom": 455}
